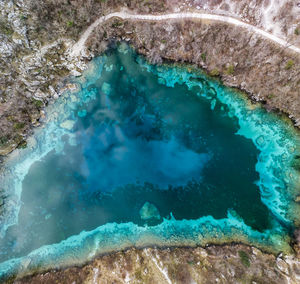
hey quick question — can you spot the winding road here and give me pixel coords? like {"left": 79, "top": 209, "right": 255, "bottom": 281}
{"left": 71, "top": 10, "right": 300, "bottom": 57}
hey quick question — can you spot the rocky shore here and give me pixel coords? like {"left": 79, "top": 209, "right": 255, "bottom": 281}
{"left": 88, "top": 15, "right": 300, "bottom": 123}
{"left": 0, "top": 0, "right": 299, "bottom": 157}
{"left": 0, "top": 0, "right": 300, "bottom": 282}
{"left": 13, "top": 244, "right": 300, "bottom": 284}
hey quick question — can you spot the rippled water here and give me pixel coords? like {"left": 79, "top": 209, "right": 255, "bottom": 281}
{"left": 0, "top": 44, "right": 299, "bottom": 279}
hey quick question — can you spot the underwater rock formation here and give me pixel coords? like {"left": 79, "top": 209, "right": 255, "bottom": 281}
{"left": 0, "top": 0, "right": 299, "bottom": 156}
{"left": 0, "top": 46, "right": 299, "bottom": 282}
{"left": 0, "top": 0, "right": 300, "bottom": 282}
{"left": 139, "top": 202, "right": 161, "bottom": 221}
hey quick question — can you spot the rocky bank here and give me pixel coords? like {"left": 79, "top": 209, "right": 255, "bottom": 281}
{"left": 13, "top": 244, "right": 300, "bottom": 284}
{"left": 0, "top": 0, "right": 300, "bottom": 283}
{"left": 0, "top": 0, "right": 299, "bottom": 157}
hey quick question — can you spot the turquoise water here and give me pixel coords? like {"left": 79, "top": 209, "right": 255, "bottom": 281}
{"left": 0, "top": 45, "right": 299, "bottom": 279}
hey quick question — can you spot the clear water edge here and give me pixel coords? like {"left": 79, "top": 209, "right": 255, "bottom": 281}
{"left": 0, "top": 43, "right": 299, "bottom": 280}
{"left": 150, "top": 60, "right": 300, "bottom": 227}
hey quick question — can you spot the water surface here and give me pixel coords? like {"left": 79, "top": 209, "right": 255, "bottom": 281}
{"left": 0, "top": 45, "right": 299, "bottom": 279}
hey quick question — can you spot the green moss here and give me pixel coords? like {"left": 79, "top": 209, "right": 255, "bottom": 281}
{"left": 13, "top": 122, "right": 25, "bottom": 130}
{"left": 238, "top": 251, "right": 251, "bottom": 267}
{"left": 285, "top": 59, "right": 294, "bottom": 70}
{"left": 210, "top": 68, "right": 220, "bottom": 76}
{"left": 267, "top": 93, "right": 275, "bottom": 100}
{"left": 225, "top": 65, "right": 234, "bottom": 75}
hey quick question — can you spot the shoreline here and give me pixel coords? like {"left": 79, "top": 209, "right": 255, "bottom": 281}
{"left": 0, "top": 2, "right": 299, "bottom": 282}
{"left": 1, "top": 6, "right": 299, "bottom": 157}
{"left": 0, "top": 48, "right": 299, "bottom": 282}
{"left": 1, "top": 49, "right": 299, "bottom": 235}
{"left": 0, "top": 217, "right": 294, "bottom": 283}
{"left": 10, "top": 243, "right": 300, "bottom": 284}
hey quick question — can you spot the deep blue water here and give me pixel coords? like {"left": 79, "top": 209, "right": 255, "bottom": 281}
{"left": 0, "top": 47, "right": 277, "bottom": 263}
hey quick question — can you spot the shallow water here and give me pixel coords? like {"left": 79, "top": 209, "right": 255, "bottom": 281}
{"left": 0, "top": 45, "right": 299, "bottom": 278}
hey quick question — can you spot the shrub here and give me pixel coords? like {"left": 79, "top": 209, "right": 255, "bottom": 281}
{"left": 201, "top": 52, "right": 207, "bottom": 62}
{"left": 225, "top": 65, "right": 234, "bottom": 75}
{"left": 210, "top": 68, "right": 219, "bottom": 76}
{"left": 17, "top": 140, "right": 27, "bottom": 149}
{"left": 67, "top": 21, "right": 74, "bottom": 28}
{"left": 238, "top": 250, "right": 250, "bottom": 267}
{"left": 32, "top": 99, "right": 43, "bottom": 108}
{"left": 13, "top": 122, "right": 25, "bottom": 130}
{"left": 0, "top": 136, "right": 9, "bottom": 146}
{"left": 20, "top": 15, "right": 27, "bottom": 21}
{"left": 0, "top": 21, "right": 14, "bottom": 36}
{"left": 285, "top": 59, "right": 294, "bottom": 70}
{"left": 295, "top": 28, "right": 299, "bottom": 36}
{"left": 112, "top": 20, "right": 123, "bottom": 28}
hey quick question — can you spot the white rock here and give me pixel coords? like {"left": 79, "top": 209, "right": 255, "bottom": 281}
{"left": 70, "top": 70, "right": 82, "bottom": 77}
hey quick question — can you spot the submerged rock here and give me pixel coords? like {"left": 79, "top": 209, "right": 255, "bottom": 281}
{"left": 139, "top": 202, "right": 161, "bottom": 221}
{"left": 60, "top": 120, "right": 75, "bottom": 130}
{"left": 77, "top": 109, "right": 87, "bottom": 117}
{"left": 101, "top": 82, "right": 111, "bottom": 95}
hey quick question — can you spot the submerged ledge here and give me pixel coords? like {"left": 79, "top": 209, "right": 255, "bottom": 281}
{"left": 0, "top": 45, "right": 299, "bottom": 280}
{"left": 0, "top": 214, "right": 292, "bottom": 281}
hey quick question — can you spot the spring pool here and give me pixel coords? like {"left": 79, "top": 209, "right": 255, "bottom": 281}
{"left": 0, "top": 44, "right": 299, "bottom": 279}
